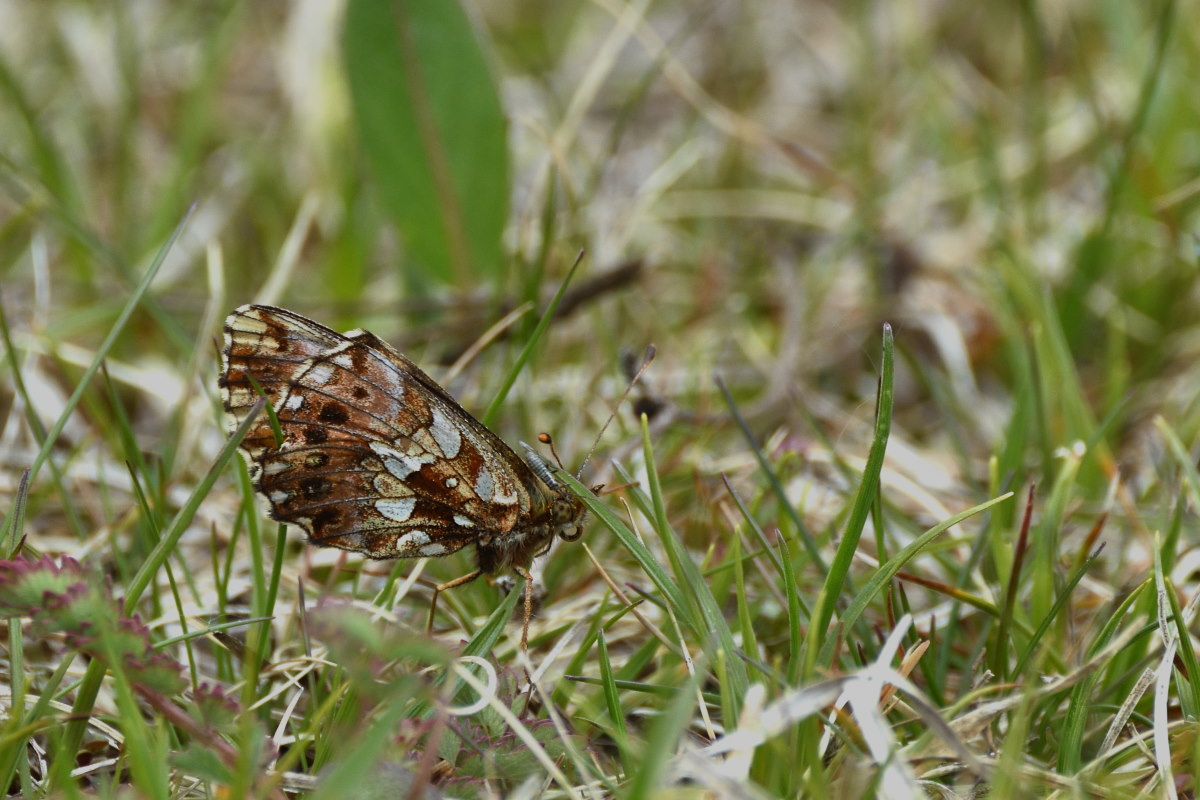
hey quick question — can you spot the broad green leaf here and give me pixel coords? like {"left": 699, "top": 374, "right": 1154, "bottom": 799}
{"left": 343, "top": 0, "right": 509, "bottom": 285}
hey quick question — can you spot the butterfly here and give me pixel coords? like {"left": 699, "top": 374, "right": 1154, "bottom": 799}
{"left": 219, "top": 304, "right": 587, "bottom": 647}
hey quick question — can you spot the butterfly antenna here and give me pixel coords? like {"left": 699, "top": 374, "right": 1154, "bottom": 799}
{"left": 537, "top": 432, "right": 566, "bottom": 470}
{"left": 574, "top": 344, "right": 656, "bottom": 480}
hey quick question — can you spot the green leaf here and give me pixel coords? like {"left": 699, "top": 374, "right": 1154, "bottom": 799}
{"left": 170, "top": 745, "right": 234, "bottom": 787}
{"left": 343, "top": 0, "right": 509, "bottom": 286}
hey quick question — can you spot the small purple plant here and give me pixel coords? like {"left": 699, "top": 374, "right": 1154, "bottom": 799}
{"left": 0, "top": 555, "right": 186, "bottom": 695}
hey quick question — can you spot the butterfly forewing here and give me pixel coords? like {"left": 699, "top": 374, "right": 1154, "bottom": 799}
{"left": 219, "top": 305, "right": 582, "bottom": 568}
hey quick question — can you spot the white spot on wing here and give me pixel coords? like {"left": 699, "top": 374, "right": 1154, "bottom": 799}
{"left": 262, "top": 460, "right": 291, "bottom": 476}
{"left": 429, "top": 406, "right": 462, "bottom": 458}
{"left": 370, "top": 442, "right": 434, "bottom": 479}
{"left": 230, "top": 315, "right": 269, "bottom": 335}
{"left": 268, "top": 490, "right": 290, "bottom": 504}
{"left": 491, "top": 472, "right": 518, "bottom": 506}
{"left": 230, "top": 330, "right": 274, "bottom": 348}
{"left": 418, "top": 542, "right": 447, "bottom": 556}
{"left": 226, "top": 388, "right": 257, "bottom": 406}
{"left": 283, "top": 394, "right": 304, "bottom": 410}
{"left": 453, "top": 515, "right": 475, "bottom": 528}
{"left": 474, "top": 465, "right": 495, "bottom": 501}
{"left": 306, "top": 361, "right": 335, "bottom": 386}
{"left": 376, "top": 497, "right": 417, "bottom": 522}
{"left": 396, "top": 530, "right": 431, "bottom": 549}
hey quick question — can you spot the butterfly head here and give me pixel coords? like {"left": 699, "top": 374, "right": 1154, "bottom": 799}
{"left": 552, "top": 495, "right": 586, "bottom": 542}
{"left": 520, "top": 441, "right": 589, "bottom": 542}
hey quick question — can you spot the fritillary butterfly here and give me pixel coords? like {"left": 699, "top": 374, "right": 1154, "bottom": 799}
{"left": 219, "top": 304, "right": 587, "bottom": 647}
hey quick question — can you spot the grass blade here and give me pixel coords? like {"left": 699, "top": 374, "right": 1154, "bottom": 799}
{"left": 804, "top": 323, "right": 894, "bottom": 675}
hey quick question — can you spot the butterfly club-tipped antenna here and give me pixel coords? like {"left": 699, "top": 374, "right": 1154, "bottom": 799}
{"left": 574, "top": 343, "right": 656, "bottom": 481}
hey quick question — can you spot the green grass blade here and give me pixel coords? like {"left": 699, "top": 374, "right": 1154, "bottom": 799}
{"left": 481, "top": 251, "right": 583, "bottom": 426}
{"left": 717, "top": 376, "right": 825, "bottom": 570}
{"left": 27, "top": 207, "right": 191, "bottom": 485}
{"left": 1012, "top": 545, "right": 1103, "bottom": 677}
{"left": 596, "top": 630, "right": 631, "bottom": 771}
{"left": 0, "top": 469, "right": 29, "bottom": 554}
{"left": 560, "top": 469, "right": 689, "bottom": 621}
{"left": 0, "top": 470, "right": 31, "bottom": 792}
{"left": 625, "top": 663, "right": 703, "bottom": 800}
{"left": 1056, "top": 578, "right": 1150, "bottom": 773}
{"left": 819, "top": 492, "right": 1012, "bottom": 665}
{"left": 1164, "top": 575, "right": 1199, "bottom": 719}
{"left": 636, "top": 414, "right": 749, "bottom": 716}
{"left": 1028, "top": 443, "right": 1084, "bottom": 629}
{"left": 404, "top": 584, "right": 521, "bottom": 716}
{"left": 804, "top": 323, "right": 895, "bottom": 675}
{"left": 780, "top": 536, "right": 803, "bottom": 684}
{"left": 124, "top": 398, "right": 265, "bottom": 612}
{"left": 0, "top": 297, "right": 87, "bottom": 540}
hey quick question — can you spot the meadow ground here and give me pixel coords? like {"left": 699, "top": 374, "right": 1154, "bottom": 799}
{"left": 1, "top": 2, "right": 1199, "bottom": 798}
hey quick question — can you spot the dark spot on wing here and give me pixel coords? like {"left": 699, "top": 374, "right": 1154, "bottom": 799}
{"left": 319, "top": 403, "right": 349, "bottom": 424}
{"left": 310, "top": 506, "right": 341, "bottom": 533}
{"left": 299, "top": 476, "right": 331, "bottom": 499}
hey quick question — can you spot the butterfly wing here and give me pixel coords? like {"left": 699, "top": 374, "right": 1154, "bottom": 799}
{"left": 221, "top": 304, "right": 550, "bottom": 561}
{"left": 220, "top": 305, "right": 344, "bottom": 459}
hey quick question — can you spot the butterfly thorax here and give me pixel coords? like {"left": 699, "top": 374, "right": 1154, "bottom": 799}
{"left": 475, "top": 490, "right": 586, "bottom": 575}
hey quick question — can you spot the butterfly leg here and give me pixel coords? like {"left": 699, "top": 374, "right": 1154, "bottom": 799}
{"left": 427, "top": 569, "right": 483, "bottom": 635}
{"left": 513, "top": 566, "right": 535, "bottom": 650}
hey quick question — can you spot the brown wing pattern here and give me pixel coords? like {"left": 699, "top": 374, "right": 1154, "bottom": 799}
{"left": 219, "top": 306, "right": 345, "bottom": 459}
{"left": 220, "top": 304, "right": 551, "bottom": 561}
